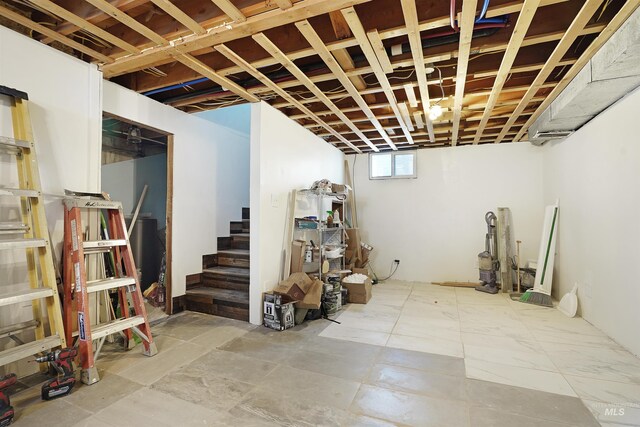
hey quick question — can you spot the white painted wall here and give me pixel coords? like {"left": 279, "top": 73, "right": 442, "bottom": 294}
{"left": 103, "top": 81, "right": 250, "bottom": 298}
{"left": 249, "top": 102, "right": 344, "bottom": 324}
{"left": 348, "top": 143, "right": 545, "bottom": 283}
{"left": 0, "top": 26, "right": 102, "bottom": 376}
{"left": 543, "top": 86, "right": 640, "bottom": 356}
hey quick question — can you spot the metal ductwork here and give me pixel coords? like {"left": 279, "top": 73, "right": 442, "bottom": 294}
{"left": 528, "top": 7, "right": 640, "bottom": 146}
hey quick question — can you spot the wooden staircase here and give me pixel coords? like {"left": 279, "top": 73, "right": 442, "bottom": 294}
{"left": 185, "top": 208, "right": 250, "bottom": 321}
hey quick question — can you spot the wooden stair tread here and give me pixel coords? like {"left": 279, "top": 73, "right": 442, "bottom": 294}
{"left": 186, "top": 287, "right": 249, "bottom": 305}
{"left": 218, "top": 249, "right": 249, "bottom": 256}
{"left": 203, "top": 266, "right": 249, "bottom": 277}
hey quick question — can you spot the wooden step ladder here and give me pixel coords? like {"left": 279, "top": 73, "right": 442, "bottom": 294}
{"left": 63, "top": 195, "right": 158, "bottom": 385}
{"left": 0, "top": 85, "right": 66, "bottom": 369}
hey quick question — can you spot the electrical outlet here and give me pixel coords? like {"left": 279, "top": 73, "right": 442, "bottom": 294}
{"left": 394, "top": 259, "right": 400, "bottom": 264}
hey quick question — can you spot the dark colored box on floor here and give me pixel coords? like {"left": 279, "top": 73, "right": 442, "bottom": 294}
{"left": 263, "top": 292, "right": 295, "bottom": 331}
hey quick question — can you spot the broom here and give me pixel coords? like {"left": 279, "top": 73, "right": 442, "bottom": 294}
{"left": 520, "top": 206, "right": 558, "bottom": 307}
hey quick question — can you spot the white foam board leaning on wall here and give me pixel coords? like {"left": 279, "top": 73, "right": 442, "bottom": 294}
{"left": 249, "top": 101, "right": 345, "bottom": 324}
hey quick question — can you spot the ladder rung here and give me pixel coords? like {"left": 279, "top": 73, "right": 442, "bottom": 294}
{"left": 0, "top": 136, "right": 30, "bottom": 150}
{"left": 0, "top": 238, "right": 46, "bottom": 250}
{"left": 0, "top": 288, "right": 54, "bottom": 307}
{"left": 83, "top": 239, "right": 127, "bottom": 252}
{"left": 0, "top": 335, "right": 61, "bottom": 366}
{"left": 0, "top": 320, "right": 39, "bottom": 339}
{"left": 0, "top": 222, "right": 29, "bottom": 234}
{"left": 64, "top": 198, "right": 122, "bottom": 210}
{"left": 79, "top": 316, "right": 146, "bottom": 341}
{"left": 0, "top": 188, "right": 40, "bottom": 198}
{"left": 86, "top": 277, "right": 136, "bottom": 293}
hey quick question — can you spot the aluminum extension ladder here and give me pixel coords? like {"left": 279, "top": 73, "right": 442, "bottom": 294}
{"left": 63, "top": 195, "right": 157, "bottom": 385}
{"left": 0, "top": 85, "right": 67, "bottom": 369}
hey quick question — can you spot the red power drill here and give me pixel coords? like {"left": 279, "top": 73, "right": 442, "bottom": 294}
{"left": 0, "top": 373, "right": 16, "bottom": 427}
{"left": 35, "top": 348, "right": 77, "bottom": 401}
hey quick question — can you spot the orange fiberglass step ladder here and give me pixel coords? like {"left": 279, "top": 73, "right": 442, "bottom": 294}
{"left": 0, "top": 85, "right": 66, "bottom": 369}
{"left": 63, "top": 194, "right": 157, "bottom": 385}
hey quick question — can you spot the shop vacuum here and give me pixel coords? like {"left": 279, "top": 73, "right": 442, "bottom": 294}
{"left": 475, "top": 211, "right": 500, "bottom": 294}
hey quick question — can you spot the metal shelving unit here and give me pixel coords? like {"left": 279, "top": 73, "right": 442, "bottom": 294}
{"left": 294, "top": 189, "right": 348, "bottom": 281}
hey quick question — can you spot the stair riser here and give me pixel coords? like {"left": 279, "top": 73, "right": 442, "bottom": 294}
{"left": 242, "top": 207, "right": 250, "bottom": 220}
{"left": 230, "top": 220, "right": 250, "bottom": 233}
{"left": 185, "top": 300, "right": 249, "bottom": 322}
{"left": 231, "top": 239, "right": 249, "bottom": 250}
{"left": 217, "top": 257, "right": 249, "bottom": 268}
{"left": 202, "top": 275, "right": 249, "bottom": 292}
{"left": 217, "top": 236, "right": 249, "bottom": 251}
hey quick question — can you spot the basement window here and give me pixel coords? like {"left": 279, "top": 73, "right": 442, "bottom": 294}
{"left": 369, "top": 151, "right": 417, "bottom": 179}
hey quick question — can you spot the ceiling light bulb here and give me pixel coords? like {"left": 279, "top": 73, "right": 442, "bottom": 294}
{"left": 429, "top": 105, "right": 443, "bottom": 121}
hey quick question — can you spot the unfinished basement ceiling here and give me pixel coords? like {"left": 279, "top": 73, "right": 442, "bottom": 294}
{"left": 0, "top": 0, "right": 638, "bottom": 153}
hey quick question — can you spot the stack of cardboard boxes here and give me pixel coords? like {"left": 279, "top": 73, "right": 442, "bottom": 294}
{"left": 263, "top": 272, "right": 323, "bottom": 331}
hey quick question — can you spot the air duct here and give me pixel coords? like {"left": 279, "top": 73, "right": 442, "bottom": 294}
{"left": 528, "top": 7, "right": 640, "bottom": 146}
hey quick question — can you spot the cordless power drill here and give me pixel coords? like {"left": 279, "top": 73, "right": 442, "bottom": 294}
{"left": 0, "top": 373, "right": 16, "bottom": 427}
{"left": 35, "top": 348, "right": 77, "bottom": 401}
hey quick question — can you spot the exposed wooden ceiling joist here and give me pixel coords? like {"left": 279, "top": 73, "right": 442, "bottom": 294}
{"left": 451, "top": 0, "right": 479, "bottom": 146}
{"left": 253, "top": 31, "right": 381, "bottom": 151}
{"left": 0, "top": 0, "right": 628, "bottom": 153}
{"left": 173, "top": 53, "right": 259, "bottom": 102}
{"left": 472, "top": 0, "right": 542, "bottom": 144}
{"left": 0, "top": 3, "right": 112, "bottom": 63}
{"left": 101, "top": 0, "right": 373, "bottom": 76}
{"left": 210, "top": 0, "right": 246, "bottom": 22}
{"left": 335, "top": 9, "right": 411, "bottom": 146}
{"left": 399, "top": 0, "right": 435, "bottom": 142}
{"left": 294, "top": 19, "right": 396, "bottom": 150}
{"left": 495, "top": 0, "right": 607, "bottom": 143}
{"left": 513, "top": 0, "right": 640, "bottom": 142}
{"left": 149, "top": 0, "right": 206, "bottom": 35}
{"left": 84, "top": 0, "right": 167, "bottom": 46}
{"left": 28, "top": 0, "right": 140, "bottom": 55}
{"left": 214, "top": 43, "right": 363, "bottom": 153}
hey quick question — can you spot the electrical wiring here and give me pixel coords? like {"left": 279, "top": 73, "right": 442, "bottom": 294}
{"left": 477, "top": 0, "right": 490, "bottom": 22}
{"left": 434, "top": 66, "right": 446, "bottom": 102}
{"left": 450, "top": 0, "right": 459, "bottom": 32}
{"left": 596, "top": 0, "right": 612, "bottom": 22}
{"left": 79, "top": 30, "right": 111, "bottom": 48}
{"left": 370, "top": 259, "right": 400, "bottom": 282}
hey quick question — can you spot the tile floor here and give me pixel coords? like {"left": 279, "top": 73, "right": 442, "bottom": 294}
{"left": 5, "top": 281, "right": 640, "bottom": 426}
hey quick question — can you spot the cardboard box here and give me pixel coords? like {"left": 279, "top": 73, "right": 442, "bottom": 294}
{"left": 331, "top": 183, "right": 347, "bottom": 194}
{"left": 342, "top": 278, "right": 372, "bottom": 304}
{"left": 345, "top": 228, "right": 360, "bottom": 251}
{"left": 295, "top": 278, "right": 323, "bottom": 309}
{"left": 343, "top": 269, "right": 372, "bottom": 304}
{"left": 290, "top": 240, "right": 306, "bottom": 273}
{"left": 274, "top": 282, "right": 305, "bottom": 301}
{"left": 263, "top": 293, "right": 295, "bottom": 331}
{"left": 356, "top": 242, "right": 373, "bottom": 268}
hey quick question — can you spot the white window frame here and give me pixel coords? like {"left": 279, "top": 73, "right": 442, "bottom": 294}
{"left": 369, "top": 150, "right": 417, "bottom": 180}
